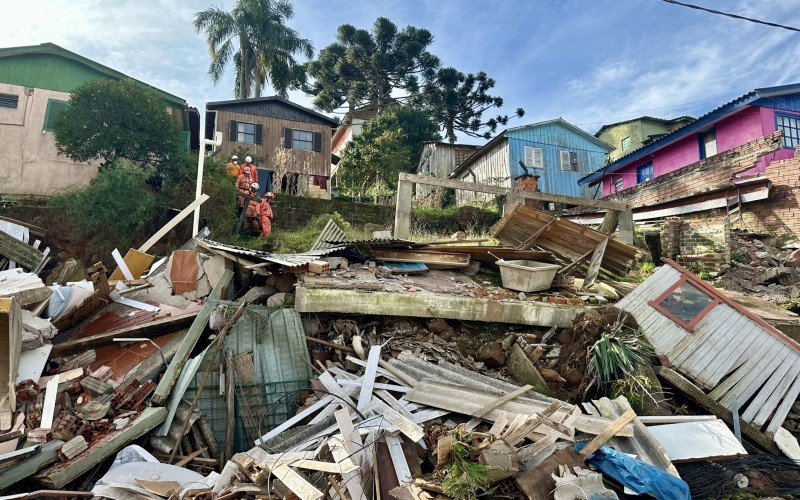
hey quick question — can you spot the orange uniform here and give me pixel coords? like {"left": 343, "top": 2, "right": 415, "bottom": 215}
{"left": 258, "top": 199, "right": 273, "bottom": 238}
{"left": 240, "top": 163, "right": 258, "bottom": 183}
{"left": 226, "top": 161, "right": 240, "bottom": 177}
{"left": 236, "top": 173, "right": 252, "bottom": 206}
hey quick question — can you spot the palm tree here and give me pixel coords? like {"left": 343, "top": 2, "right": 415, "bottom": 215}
{"left": 193, "top": 0, "right": 313, "bottom": 99}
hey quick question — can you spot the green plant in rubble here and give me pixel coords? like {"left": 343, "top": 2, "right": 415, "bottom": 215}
{"left": 611, "top": 375, "right": 654, "bottom": 412}
{"left": 786, "top": 302, "right": 800, "bottom": 315}
{"left": 697, "top": 270, "right": 712, "bottom": 281}
{"left": 441, "top": 429, "right": 491, "bottom": 500}
{"left": 731, "top": 251, "right": 749, "bottom": 264}
{"left": 588, "top": 318, "right": 656, "bottom": 395}
{"left": 639, "top": 261, "right": 655, "bottom": 274}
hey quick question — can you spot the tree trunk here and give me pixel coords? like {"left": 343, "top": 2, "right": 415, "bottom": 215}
{"left": 447, "top": 123, "right": 456, "bottom": 144}
{"left": 240, "top": 43, "right": 250, "bottom": 99}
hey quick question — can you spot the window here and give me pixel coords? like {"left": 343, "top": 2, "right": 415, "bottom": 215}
{"left": 637, "top": 162, "right": 653, "bottom": 184}
{"left": 621, "top": 136, "right": 631, "bottom": 151}
{"left": 291, "top": 129, "right": 314, "bottom": 151}
{"left": 699, "top": 128, "right": 717, "bottom": 159}
{"left": 283, "top": 128, "right": 322, "bottom": 152}
{"left": 0, "top": 93, "right": 18, "bottom": 109}
{"left": 650, "top": 277, "right": 719, "bottom": 330}
{"left": 524, "top": 146, "right": 544, "bottom": 169}
{"left": 237, "top": 121, "right": 256, "bottom": 143}
{"left": 43, "top": 99, "right": 68, "bottom": 132}
{"left": 776, "top": 113, "right": 800, "bottom": 149}
{"left": 560, "top": 150, "right": 579, "bottom": 171}
{"left": 614, "top": 178, "right": 624, "bottom": 192}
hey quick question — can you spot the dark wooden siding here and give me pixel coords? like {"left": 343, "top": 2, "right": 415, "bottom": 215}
{"left": 208, "top": 100, "right": 334, "bottom": 126}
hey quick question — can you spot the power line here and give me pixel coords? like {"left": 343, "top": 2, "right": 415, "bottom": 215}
{"left": 659, "top": 0, "right": 800, "bottom": 32}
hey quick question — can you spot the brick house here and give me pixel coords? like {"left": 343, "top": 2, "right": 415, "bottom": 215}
{"left": 579, "top": 83, "right": 800, "bottom": 196}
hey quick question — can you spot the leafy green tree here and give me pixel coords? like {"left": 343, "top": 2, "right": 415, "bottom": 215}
{"left": 53, "top": 79, "right": 180, "bottom": 170}
{"left": 419, "top": 67, "right": 525, "bottom": 143}
{"left": 338, "top": 105, "right": 439, "bottom": 197}
{"left": 305, "top": 17, "right": 440, "bottom": 113}
{"left": 194, "top": 0, "right": 312, "bottom": 99}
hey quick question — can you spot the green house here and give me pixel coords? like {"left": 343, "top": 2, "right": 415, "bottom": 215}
{"left": 595, "top": 116, "right": 695, "bottom": 164}
{"left": 0, "top": 43, "right": 191, "bottom": 196}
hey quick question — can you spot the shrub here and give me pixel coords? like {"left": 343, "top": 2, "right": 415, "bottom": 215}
{"left": 50, "top": 163, "right": 158, "bottom": 253}
{"left": 411, "top": 204, "right": 500, "bottom": 237}
{"left": 588, "top": 317, "right": 655, "bottom": 395}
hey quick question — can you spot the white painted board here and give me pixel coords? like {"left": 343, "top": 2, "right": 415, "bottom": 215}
{"left": 16, "top": 344, "right": 53, "bottom": 383}
{"left": 649, "top": 419, "right": 747, "bottom": 461}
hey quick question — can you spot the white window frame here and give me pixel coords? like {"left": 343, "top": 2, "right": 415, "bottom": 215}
{"left": 237, "top": 121, "right": 256, "bottom": 143}
{"left": 560, "top": 150, "right": 571, "bottom": 171}
{"left": 524, "top": 146, "right": 544, "bottom": 169}
{"left": 614, "top": 178, "right": 624, "bottom": 192}
{"left": 621, "top": 136, "right": 631, "bottom": 151}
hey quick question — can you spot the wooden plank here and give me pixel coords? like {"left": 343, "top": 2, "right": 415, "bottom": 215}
{"left": 367, "top": 399, "right": 425, "bottom": 442}
{"left": 255, "top": 395, "right": 335, "bottom": 445}
{"left": 398, "top": 173, "right": 628, "bottom": 211}
{"left": 386, "top": 433, "right": 413, "bottom": 484}
{"left": 474, "top": 384, "right": 533, "bottom": 418}
{"left": 656, "top": 366, "right": 780, "bottom": 454}
{"left": 0, "top": 297, "right": 20, "bottom": 430}
{"left": 581, "top": 237, "right": 609, "bottom": 289}
{"left": 0, "top": 439, "right": 62, "bottom": 491}
{"left": 751, "top": 356, "right": 800, "bottom": 427}
{"left": 224, "top": 349, "right": 235, "bottom": 464}
{"left": 514, "top": 219, "right": 557, "bottom": 250}
{"left": 138, "top": 194, "right": 210, "bottom": 253}
{"left": 766, "top": 370, "right": 800, "bottom": 434}
{"left": 111, "top": 249, "right": 134, "bottom": 281}
{"left": 0, "top": 229, "right": 43, "bottom": 270}
{"left": 394, "top": 179, "right": 413, "bottom": 239}
{"left": 40, "top": 374, "right": 59, "bottom": 430}
{"left": 358, "top": 346, "right": 381, "bottom": 410}
{"left": 109, "top": 248, "right": 155, "bottom": 282}
{"left": 580, "top": 409, "right": 636, "bottom": 456}
{"left": 151, "top": 269, "right": 233, "bottom": 406}
{"left": 34, "top": 407, "right": 167, "bottom": 489}
{"left": 270, "top": 463, "right": 325, "bottom": 500}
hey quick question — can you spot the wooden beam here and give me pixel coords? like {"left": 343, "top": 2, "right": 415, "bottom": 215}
{"left": 515, "top": 220, "right": 557, "bottom": 250}
{"left": 582, "top": 237, "right": 609, "bottom": 289}
{"left": 0, "top": 230, "right": 43, "bottom": 270}
{"left": 295, "top": 286, "right": 588, "bottom": 328}
{"left": 579, "top": 408, "right": 636, "bottom": 456}
{"left": 597, "top": 209, "right": 620, "bottom": 236}
{"left": 0, "top": 216, "right": 45, "bottom": 238}
{"left": 151, "top": 269, "right": 233, "bottom": 406}
{"left": 656, "top": 366, "right": 780, "bottom": 454}
{"left": 618, "top": 209, "right": 635, "bottom": 245}
{"left": 34, "top": 407, "right": 167, "bottom": 489}
{"left": 224, "top": 349, "right": 235, "bottom": 464}
{"left": 138, "top": 194, "right": 210, "bottom": 253}
{"left": 51, "top": 311, "right": 199, "bottom": 357}
{"left": 399, "top": 173, "right": 628, "bottom": 211}
{"left": 0, "top": 439, "right": 62, "bottom": 491}
{"left": 474, "top": 385, "right": 534, "bottom": 418}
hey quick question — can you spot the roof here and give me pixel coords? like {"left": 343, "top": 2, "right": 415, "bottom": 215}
{"left": 594, "top": 115, "right": 695, "bottom": 136}
{"left": 451, "top": 118, "right": 611, "bottom": 178}
{"left": 578, "top": 83, "right": 800, "bottom": 186}
{"left": 0, "top": 43, "right": 186, "bottom": 107}
{"left": 206, "top": 96, "right": 338, "bottom": 126}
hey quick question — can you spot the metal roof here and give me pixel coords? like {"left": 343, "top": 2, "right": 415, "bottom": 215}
{"left": 206, "top": 96, "right": 338, "bottom": 126}
{"left": 450, "top": 118, "right": 611, "bottom": 178}
{"left": 578, "top": 83, "right": 800, "bottom": 186}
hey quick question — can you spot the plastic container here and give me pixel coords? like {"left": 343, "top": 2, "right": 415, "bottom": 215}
{"left": 496, "top": 260, "right": 561, "bottom": 292}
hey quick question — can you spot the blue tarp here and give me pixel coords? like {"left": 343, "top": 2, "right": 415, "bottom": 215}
{"left": 575, "top": 443, "right": 691, "bottom": 500}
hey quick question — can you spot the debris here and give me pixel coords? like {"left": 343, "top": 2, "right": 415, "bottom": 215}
{"left": 648, "top": 419, "right": 747, "bottom": 462}
{"left": 552, "top": 466, "right": 619, "bottom": 500}
{"left": 506, "top": 343, "right": 552, "bottom": 396}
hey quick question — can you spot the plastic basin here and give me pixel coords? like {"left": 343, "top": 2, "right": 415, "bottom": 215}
{"left": 497, "top": 260, "right": 561, "bottom": 292}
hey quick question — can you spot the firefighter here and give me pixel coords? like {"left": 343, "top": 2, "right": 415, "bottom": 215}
{"left": 240, "top": 155, "right": 258, "bottom": 183}
{"left": 258, "top": 191, "right": 275, "bottom": 238}
{"left": 235, "top": 171, "right": 253, "bottom": 212}
{"left": 243, "top": 182, "right": 262, "bottom": 233}
{"left": 226, "top": 155, "right": 240, "bottom": 177}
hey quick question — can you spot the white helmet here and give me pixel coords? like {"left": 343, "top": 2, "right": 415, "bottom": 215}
{"left": 250, "top": 182, "right": 259, "bottom": 191}
{"left": 231, "top": 155, "right": 238, "bottom": 160}
{"left": 245, "top": 156, "right": 253, "bottom": 163}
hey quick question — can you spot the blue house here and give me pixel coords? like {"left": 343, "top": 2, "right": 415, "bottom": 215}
{"left": 449, "top": 118, "right": 612, "bottom": 204}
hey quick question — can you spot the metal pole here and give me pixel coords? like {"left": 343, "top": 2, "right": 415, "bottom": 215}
{"left": 193, "top": 130, "right": 223, "bottom": 236}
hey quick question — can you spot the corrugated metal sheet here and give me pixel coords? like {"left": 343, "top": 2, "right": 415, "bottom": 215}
{"left": 618, "top": 262, "right": 800, "bottom": 433}
{"left": 198, "top": 239, "right": 343, "bottom": 267}
{"left": 310, "top": 219, "right": 347, "bottom": 251}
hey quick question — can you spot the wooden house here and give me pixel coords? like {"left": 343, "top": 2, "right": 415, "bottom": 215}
{"left": 416, "top": 141, "right": 481, "bottom": 203}
{"left": 449, "top": 118, "right": 612, "bottom": 205}
{"left": 205, "top": 96, "right": 338, "bottom": 194}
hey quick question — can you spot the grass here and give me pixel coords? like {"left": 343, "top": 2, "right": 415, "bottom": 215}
{"left": 731, "top": 251, "right": 749, "bottom": 264}
{"left": 237, "top": 212, "right": 372, "bottom": 254}
{"left": 441, "top": 428, "right": 491, "bottom": 500}
{"left": 588, "top": 317, "right": 656, "bottom": 395}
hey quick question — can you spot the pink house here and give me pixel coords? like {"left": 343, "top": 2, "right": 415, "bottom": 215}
{"left": 579, "top": 84, "right": 800, "bottom": 196}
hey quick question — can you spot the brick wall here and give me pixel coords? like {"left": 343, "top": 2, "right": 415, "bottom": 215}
{"left": 739, "top": 154, "right": 800, "bottom": 237}
{"left": 270, "top": 194, "right": 395, "bottom": 231}
{"left": 660, "top": 214, "right": 731, "bottom": 273}
{"left": 609, "top": 132, "right": 781, "bottom": 209}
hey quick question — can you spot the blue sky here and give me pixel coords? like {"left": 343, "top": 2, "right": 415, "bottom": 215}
{"left": 3, "top": 0, "right": 800, "bottom": 143}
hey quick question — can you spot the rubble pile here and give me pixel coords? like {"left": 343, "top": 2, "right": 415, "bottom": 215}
{"left": 0, "top": 202, "right": 798, "bottom": 499}
{"left": 716, "top": 234, "right": 800, "bottom": 303}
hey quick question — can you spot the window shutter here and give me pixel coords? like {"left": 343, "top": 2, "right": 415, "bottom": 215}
{"left": 229, "top": 120, "right": 238, "bottom": 141}
{"left": 283, "top": 128, "right": 293, "bottom": 148}
{"left": 312, "top": 132, "right": 322, "bottom": 152}
{"left": 534, "top": 148, "right": 544, "bottom": 169}
{"left": 560, "top": 151, "right": 571, "bottom": 170}
{"left": 524, "top": 146, "right": 534, "bottom": 167}
{"left": 255, "top": 124, "right": 263, "bottom": 145}
{"left": 569, "top": 152, "right": 579, "bottom": 172}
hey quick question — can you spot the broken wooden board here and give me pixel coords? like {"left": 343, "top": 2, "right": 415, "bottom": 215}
{"left": 0, "top": 298, "right": 20, "bottom": 431}
{"left": 404, "top": 379, "right": 633, "bottom": 437}
{"left": 138, "top": 194, "right": 210, "bottom": 253}
{"left": 34, "top": 407, "right": 167, "bottom": 489}
{"left": 295, "top": 287, "right": 588, "bottom": 327}
{"left": 0, "top": 229, "right": 44, "bottom": 271}
{"left": 109, "top": 248, "right": 155, "bottom": 283}
{"left": 0, "top": 439, "right": 63, "bottom": 491}
{"left": 371, "top": 249, "right": 471, "bottom": 270}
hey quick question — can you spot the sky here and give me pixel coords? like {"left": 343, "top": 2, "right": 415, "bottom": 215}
{"left": 2, "top": 0, "right": 800, "bottom": 143}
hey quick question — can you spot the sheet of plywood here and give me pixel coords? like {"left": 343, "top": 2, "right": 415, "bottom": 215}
{"left": 648, "top": 420, "right": 746, "bottom": 462}
{"left": 109, "top": 248, "right": 155, "bottom": 282}
{"left": 169, "top": 250, "right": 199, "bottom": 295}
